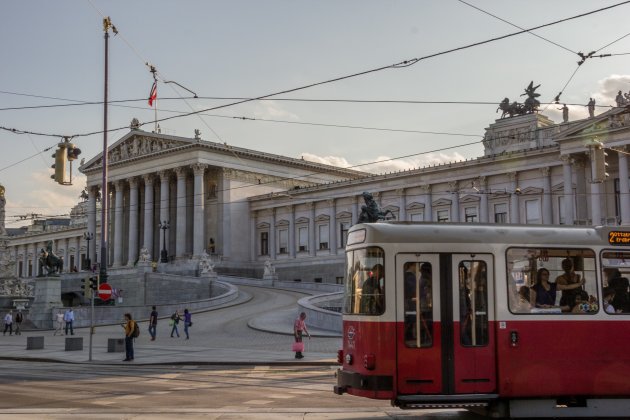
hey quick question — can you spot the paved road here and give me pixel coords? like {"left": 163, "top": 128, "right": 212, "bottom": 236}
{"left": 0, "top": 285, "right": 340, "bottom": 364}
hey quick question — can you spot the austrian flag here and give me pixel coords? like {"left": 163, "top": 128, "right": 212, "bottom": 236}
{"left": 148, "top": 81, "right": 157, "bottom": 107}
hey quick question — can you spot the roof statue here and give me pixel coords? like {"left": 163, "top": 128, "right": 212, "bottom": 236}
{"left": 357, "top": 192, "right": 395, "bottom": 223}
{"left": 497, "top": 81, "right": 542, "bottom": 118}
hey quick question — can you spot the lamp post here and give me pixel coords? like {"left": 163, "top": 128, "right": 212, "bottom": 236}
{"left": 159, "top": 221, "right": 170, "bottom": 263}
{"left": 83, "top": 232, "right": 93, "bottom": 271}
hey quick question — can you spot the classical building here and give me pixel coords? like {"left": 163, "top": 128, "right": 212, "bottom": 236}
{"left": 4, "top": 103, "right": 630, "bottom": 284}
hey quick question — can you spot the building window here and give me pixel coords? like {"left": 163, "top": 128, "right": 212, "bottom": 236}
{"left": 298, "top": 226, "right": 308, "bottom": 252}
{"left": 525, "top": 199, "right": 541, "bottom": 224}
{"left": 318, "top": 224, "right": 329, "bottom": 250}
{"left": 494, "top": 203, "right": 508, "bottom": 223}
{"left": 260, "top": 232, "right": 269, "bottom": 256}
{"left": 278, "top": 228, "right": 288, "bottom": 254}
{"left": 437, "top": 209, "right": 449, "bottom": 223}
{"left": 409, "top": 212, "right": 423, "bottom": 221}
{"left": 465, "top": 206, "right": 478, "bottom": 223}
{"left": 340, "top": 221, "right": 350, "bottom": 248}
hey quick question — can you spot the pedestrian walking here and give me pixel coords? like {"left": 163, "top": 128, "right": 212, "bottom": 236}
{"left": 170, "top": 310, "right": 181, "bottom": 338}
{"left": 53, "top": 311, "right": 64, "bottom": 335}
{"left": 3, "top": 310, "right": 13, "bottom": 336}
{"left": 122, "top": 313, "right": 136, "bottom": 361}
{"left": 183, "top": 308, "right": 192, "bottom": 340}
{"left": 14, "top": 311, "right": 23, "bottom": 335}
{"left": 64, "top": 308, "right": 74, "bottom": 335}
{"left": 293, "top": 312, "right": 310, "bottom": 359}
{"left": 148, "top": 305, "right": 158, "bottom": 341}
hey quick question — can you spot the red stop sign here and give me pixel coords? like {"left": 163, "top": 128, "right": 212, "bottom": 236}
{"left": 98, "top": 283, "right": 113, "bottom": 300}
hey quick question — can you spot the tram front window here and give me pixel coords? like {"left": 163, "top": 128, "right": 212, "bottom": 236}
{"left": 344, "top": 247, "right": 385, "bottom": 315}
{"left": 602, "top": 251, "right": 630, "bottom": 314}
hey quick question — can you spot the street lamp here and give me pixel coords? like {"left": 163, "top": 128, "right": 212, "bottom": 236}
{"left": 83, "top": 232, "right": 93, "bottom": 271}
{"left": 159, "top": 220, "right": 170, "bottom": 263}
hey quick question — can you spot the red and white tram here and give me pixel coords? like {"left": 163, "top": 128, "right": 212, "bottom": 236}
{"left": 334, "top": 222, "right": 630, "bottom": 418}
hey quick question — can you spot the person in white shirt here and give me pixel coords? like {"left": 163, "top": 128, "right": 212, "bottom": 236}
{"left": 3, "top": 311, "right": 13, "bottom": 336}
{"left": 53, "top": 311, "right": 65, "bottom": 336}
{"left": 64, "top": 308, "right": 75, "bottom": 335}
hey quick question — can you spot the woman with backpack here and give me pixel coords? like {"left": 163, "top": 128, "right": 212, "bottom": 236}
{"left": 170, "top": 310, "right": 181, "bottom": 338}
{"left": 122, "top": 313, "right": 136, "bottom": 362}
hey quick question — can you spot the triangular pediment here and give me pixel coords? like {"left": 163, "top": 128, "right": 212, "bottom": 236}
{"left": 460, "top": 194, "right": 480, "bottom": 203}
{"left": 555, "top": 107, "right": 630, "bottom": 141}
{"left": 433, "top": 198, "right": 452, "bottom": 207}
{"left": 80, "top": 130, "right": 194, "bottom": 172}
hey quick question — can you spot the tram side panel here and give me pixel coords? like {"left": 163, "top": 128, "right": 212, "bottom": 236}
{"left": 495, "top": 317, "right": 630, "bottom": 397}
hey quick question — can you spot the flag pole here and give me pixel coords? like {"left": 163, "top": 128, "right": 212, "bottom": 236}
{"left": 150, "top": 66, "right": 158, "bottom": 133}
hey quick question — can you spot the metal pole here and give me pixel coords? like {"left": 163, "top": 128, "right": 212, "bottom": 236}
{"left": 100, "top": 18, "right": 111, "bottom": 284}
{"left": 89, "top": 285, "right": 94, "bottom": 362}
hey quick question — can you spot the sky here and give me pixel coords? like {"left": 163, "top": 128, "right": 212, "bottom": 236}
{"left": 3, "top": 1, "right": 630, "bottom": 227}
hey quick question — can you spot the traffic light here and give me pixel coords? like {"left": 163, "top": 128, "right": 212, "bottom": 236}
{"left": 50, "top": 143, "right": 68, "bottom": 185}
{"left": 81, "top": 276, "right": 99, "bottom": 297}
{"left": 590, "top": 140, "right": 609, "bottom": 183}
{"left": 66, "top": 143, "right": 81, "bottom": 161}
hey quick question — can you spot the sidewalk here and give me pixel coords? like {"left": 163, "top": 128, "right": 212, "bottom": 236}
{"left": 0, "top": 301, "right": 341, "bottom": 366}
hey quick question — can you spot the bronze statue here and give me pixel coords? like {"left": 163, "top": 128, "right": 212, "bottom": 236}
{"left": 358, "top": 192, "right": 395, "bottom": 223}
{"left": 497, "top": 81, "right": 542, "bottom": 118}
{"left": 38, "top": 241, "right": 64, "bottom": 277}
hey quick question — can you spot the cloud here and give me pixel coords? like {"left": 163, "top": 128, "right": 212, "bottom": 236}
{"left": 253, "top": 100, "right": 299, "bottom": 121}
{"left": 301, "top": 151, "right": 465, "bottom": 173}
{"left": 6, "top": 170, "right": 86, "bottom": 226}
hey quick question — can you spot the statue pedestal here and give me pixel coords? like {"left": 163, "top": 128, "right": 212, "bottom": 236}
{"left": 262, "top": 274, "right": 277, "bottom": 287}
{"left": 136, "top": 260, "right": 152, "bottom": 274}
{"left": 29, "top": 277, "right": 62, "bottom": 329}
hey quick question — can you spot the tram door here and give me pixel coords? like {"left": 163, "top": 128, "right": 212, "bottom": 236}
{"left": 396, "top": 253, "right": 496, "bottom": 396}
{"left": 449, "top": 254, "right": 496, "bottom": 394}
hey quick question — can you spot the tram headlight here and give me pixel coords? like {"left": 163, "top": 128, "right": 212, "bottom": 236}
{"left": 345, "top": 353, "right": 353, "bottom": 365}
{"left": 364, "top": 353, "right": 376, "bottom": 370}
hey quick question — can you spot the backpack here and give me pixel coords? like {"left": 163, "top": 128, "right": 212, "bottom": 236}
{"left": 132, "top": 321, "right": 140, "bottom": 338}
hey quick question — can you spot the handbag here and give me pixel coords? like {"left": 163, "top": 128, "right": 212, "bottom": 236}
{"left": 292, "top": 341, "right": 305, "bottom": 352}
{"left": 189, "top": 321, "right": 193, "bottom": 327}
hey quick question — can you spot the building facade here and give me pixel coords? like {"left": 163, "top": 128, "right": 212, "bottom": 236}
{"left": 5, "top": 106, "right": 630, "bottom": 283}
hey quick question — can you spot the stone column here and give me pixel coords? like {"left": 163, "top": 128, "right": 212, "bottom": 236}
{"left": 127, "top": 177, "right": 139, "bottom": 266}
{"left": 590, "top": 182, "right": 602, "bottom": 225}
{"left": 574, "top": 158, "right": 588, "bottom": 221}
{"left": 308, "top": 203, "right": 316, "bottom": 256}
{"left": 142, "top": 174, "right": 154, "bottom": 258}
{"left": 289, "top": 205, "right": 296, "bottom": 258}
{"left": 22, "top": 246, "right": 28, "bottom": 278}
{"left": 270, "top": 208, "right": 277, "bottom": 260}
{"left": 618, "top": 147, "right": 630, "bottom": 225}
{"left": 220, "top": 169, "right": 231, "bottom": 259}
{"left": 174, "top": 167, "right": 187, "bottom": 258}
{"left": 64, "top": 238, "right": 70, "bottom": 271}
{"left": 449, "top": 181, "right": 460, "bottom": 222}
{"left": 541, "top": 167, "right": 553, "bottom": 224}
{"left": 159, "top": 171, "right": 170, "bottom": 259}
{"left": 479, "top": 176, "right": 489, "bottom": 223}
{"left": 192, "top": 164, "right": 207, "bottom": 257}
{"left": 398, "top": 188, "right": 407, "bottom": 221}
{"left": 352, "top": 196, "right": 359, "bottom": 225}
{"left": 87, "top": 186, "right": 97, "bottom": 265}
{"left": 250, "top": 211, "right": 257, "bottom": 261}
{"left": 561, "top": 155, "right": 575, "bottom": 225}
{"left": 509, "top": 172, "right": 520, "bottom": 224}
{"left": 329, "top": 199, "right": 337, "bottom": 255}
{"left": 113, "top": 180, "right": 124, "bottom": 267}
{"left": 74, "top": 237, "right": 80, "bottom": 271}
{"left": 33, "top": 242, "right": 39, "bottom": 277}
{"left": 422, "top": 185, "right": 432, "bottom": 221}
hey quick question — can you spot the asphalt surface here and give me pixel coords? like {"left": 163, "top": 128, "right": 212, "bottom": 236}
{"left": 0, "top": 285, "right": 342, "bottom": 366}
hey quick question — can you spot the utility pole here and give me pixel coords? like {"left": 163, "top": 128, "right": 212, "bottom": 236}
{"left": 100, "top": 17, "right": 117, "bottom": 284}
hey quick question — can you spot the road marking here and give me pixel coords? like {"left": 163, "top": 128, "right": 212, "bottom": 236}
{"left": 243, "top": 400, "right": 272, "bottom": 405}
{"left": 267, "top": 394, "right": 295, "bottom": 399}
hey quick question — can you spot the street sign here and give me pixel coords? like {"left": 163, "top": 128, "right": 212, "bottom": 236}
{"left": 98, "top": 283, "right": 112, "bottom": 301}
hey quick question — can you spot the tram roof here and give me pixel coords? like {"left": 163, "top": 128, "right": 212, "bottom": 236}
{"left": 350, "top": 222, "right": 628, "bottom": 247}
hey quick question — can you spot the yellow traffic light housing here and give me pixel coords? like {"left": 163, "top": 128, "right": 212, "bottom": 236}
{"left": 50, "top": 144, "right": 68, "bottom": 184}
{"left": 590, "top": 140, "right": 609, "bottom": 183}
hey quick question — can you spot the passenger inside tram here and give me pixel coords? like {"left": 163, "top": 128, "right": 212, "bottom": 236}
{"left": 403, "top": 262, "right": 433, "bottom": 346}
{"left": 514, "top": 285, "right": 532, "bottom": 313}
{"left": 605, "top": 268, "right": 630, "bottom": 313}
{"left": 360, "top": 264, "right": 384, "bottom": 315}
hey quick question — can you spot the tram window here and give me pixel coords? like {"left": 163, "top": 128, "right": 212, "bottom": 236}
{"left": 601, "top": 251, "right": 630, "bottom": 314}
{"left": 344, "top": 247, "right": 385, "bottom": 315}
{"left": 459, "top": 260, "right": 488, "bottom": 347}
{"left": 507, "top": 248, "right": 597, "bottom": 315}
{"left": 403, "top": 262, "right": 433, "bottom": 348}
